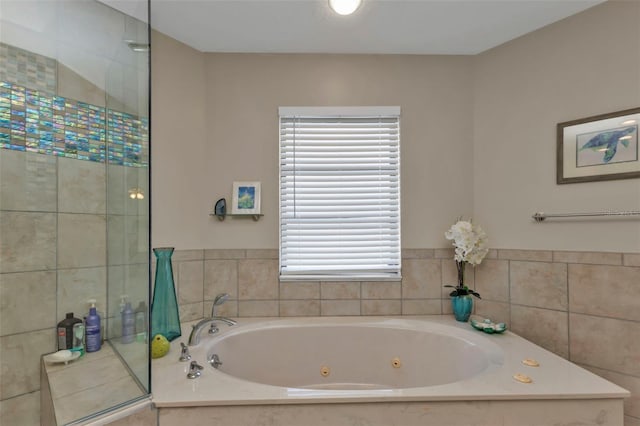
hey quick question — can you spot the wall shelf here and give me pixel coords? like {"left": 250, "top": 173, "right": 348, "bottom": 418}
{"left": 210, "top": 213, "right": 263, "bottom": 222}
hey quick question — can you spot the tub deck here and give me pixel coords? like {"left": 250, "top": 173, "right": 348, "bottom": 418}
{"left": 151, "top": 316, "right": 628, "bottom": 426}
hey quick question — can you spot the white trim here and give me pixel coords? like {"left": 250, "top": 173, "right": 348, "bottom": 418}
{"left": 279, "top": 106, "right": 400, "bottom": 117}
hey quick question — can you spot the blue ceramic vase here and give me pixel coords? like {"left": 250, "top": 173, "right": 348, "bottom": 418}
{"left": 451, "top": 295, "right": 473, "bottom": 322}
{"left": 151, "top": 247, "right": 181, "bottom": 341}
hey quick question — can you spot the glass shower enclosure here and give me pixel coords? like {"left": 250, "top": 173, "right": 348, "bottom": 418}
{"left": 0, "top": 0, "right": 150, "bottom": 424}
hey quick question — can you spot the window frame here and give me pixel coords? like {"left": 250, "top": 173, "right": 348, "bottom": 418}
{"left": 278, "top": 106, "right": 402, "bottom": 281}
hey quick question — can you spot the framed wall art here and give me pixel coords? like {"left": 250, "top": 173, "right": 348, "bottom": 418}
{"left": 231, "top": 181, "right": 261, "bottom": 214}
{"left": 557, "top": 107, "right": 640, "bottom": 184}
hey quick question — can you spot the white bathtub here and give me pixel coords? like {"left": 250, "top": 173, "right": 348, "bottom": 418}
{"left": 207, "top": 319, "right": 501, "bottom": 390}
{"left": 152, "top": 316, "right": 628, "bottom": 426}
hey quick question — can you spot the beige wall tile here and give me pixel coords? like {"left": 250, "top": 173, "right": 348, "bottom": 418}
{"left": 511, "top": 305, "right": 568, "bottom": 358}
{"left": 204, "top": 260, "right": 238, "bottom": 301}
{"left": 0, "top": 150, "right": 56, "bottom": 212}
{"left": 238, "top": 259, "right": 278, "bottom": 300}
{"left": 475, "top": 260, "right": 509, "bottom": 302}
{"left": 57, "top": 267, "right": 107, "bottom": 321}
{"left": 58, "top": 157, "right": 106, "bottom": 214}
{"left": 402, "top": 299, "right": 441, "bottom": 315}
{"left": 204, "top": 249, "right": 245, "bottom": 260}
{"left": 441, "top": 259, "right": 475, "bottom": 297}
{"left": 321, "top": 300, "right": 360, "bottom": 316}
{"left": 280, "top": 281, "right": 319, "bottom": 299}
{"left": 107, "top": 215, "right": 148, "bottom": 266}
{"left": 179, "top": 302, "right": 203, "bottom": 323}
{"left": 204, "top": 300, "right": 238, "bottom": 318}
{"left": 442, "top": 298, "right": 453, "bottom": 315}
{"left": 402, "top": 259, "right": 441, "bottom": 299}
{"left": 238, "top": 301, "right": 279, "bottom": 317}
{"left": 176, "top": 261, "right": 203, "bottom": 304}
{"left": 280, "top": 300, "right": 320, "bottom": 317}
{"left": 361, "top": 299, "right": 402, "bottom": 316}
{"left": 58, "top": 213, "right": 106, "bottom": 269}
{"left": 474, "top": 300, "right": 510, "bottom": 324}
{"left": 554, "top": 251, "right": 622, "bottom": 265}
{"left": 106, "top": 165, "right": 149, "bottom": 217}
{"left": 434, "top": 248, "right": 454, "bottom": 259}
{"left": 570, "top": 313, "right": 640, "bottom": 377}
{"left": 362, "top": 281, "right": 401, "bottom": 299}
{"left": 510, "top": 261, "right": 567, "bottom": 311}
{"left": 581, "top": 364, "right": 640, "bottom": 418}
{"left": 171, "top": 250, "right": 204, "bottom": 262}
{"left": 498, "top": 249, "right": 552, "bottom": 262}
{"left": 0, "top": 329, "right": 55, "bottom": 399}
{"left": 625, "top": 415, "right": 640, "bottom": 426}
{"left": 0, "top": 212, "right": 56, "bottom": 273}
{"left": 320, "top": 282, "right": 360, "bottom": 299}
{"left": 401, "top": 249, "right": 434, "bottom": 259}
{"left": 0, "top": 391, "right": 40, "bottom": 426}
{"left": 246, "top": 249, "right": 278, "bottom": 259}
{"left": 485, "top": 249, "right": 498, "bottom": 259}
{"left": 624, "top": 254, "right": 640, "bottom": 267}
{"left": 57, "top": 63, "right": 106, "bottom": 107}
{"left": 0, "top": 271, "right": 56, "bottom": 336}
{"left": 569, "top": 264, "right": 640, "bottom": 321}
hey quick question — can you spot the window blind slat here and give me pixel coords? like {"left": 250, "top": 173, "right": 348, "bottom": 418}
{"left": 279, "top": 110, "right": 401, "bottom": 280}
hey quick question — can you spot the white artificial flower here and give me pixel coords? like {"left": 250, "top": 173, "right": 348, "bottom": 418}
{"left": 445, "top": 220, "right": 489, "bottom": 266}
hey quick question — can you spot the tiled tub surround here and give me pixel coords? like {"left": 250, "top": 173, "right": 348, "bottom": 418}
{"left": 152, "top": 316, "right": 627, "bottom": 426}
{"left": 0, "top": 148, "right": 148, "bottom": 425}
{"left": 166, "top": 248, "right": 640, "bottom": 425}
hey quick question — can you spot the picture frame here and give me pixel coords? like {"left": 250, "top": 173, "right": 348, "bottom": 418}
{"left": 557, "top": 107, "right": 640, "bottom": 184}
{"left": 231, "top": 181, "right": 261, "bottom": 214}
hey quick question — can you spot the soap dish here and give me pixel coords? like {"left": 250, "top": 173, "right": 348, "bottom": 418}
{"left": 44, "top": 350, "right": 81, "bottom": 364}
{"left": 470, "top": 317, "right": 507, "bottom": 334}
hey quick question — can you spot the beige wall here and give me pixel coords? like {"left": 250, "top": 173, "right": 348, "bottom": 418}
{"left": 151, "top": 31, "right": 208, "bottom": 249}
{"left": 473, "top": 0, "right": 640, "bottom": 252}
{"left": 152, "top": 1, "right": 640, "bottom": 253}
{"left": 151, "top": 46, "right": 475, "bottom": 249}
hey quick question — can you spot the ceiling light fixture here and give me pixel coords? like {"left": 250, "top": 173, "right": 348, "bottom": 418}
{"left": 328, "top": 0, "right": 362, "bottom": 16}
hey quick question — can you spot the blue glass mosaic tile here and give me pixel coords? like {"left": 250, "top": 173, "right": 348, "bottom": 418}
{"left": 0, "top": 80, "right": 147, "bottom": 167}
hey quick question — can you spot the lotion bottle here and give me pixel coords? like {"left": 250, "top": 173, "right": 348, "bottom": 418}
{"left": 121, "top": 298, "right": 135, "bottom": 344}
{"left": 85, "top": 300, "right": 101, "bottom": 352}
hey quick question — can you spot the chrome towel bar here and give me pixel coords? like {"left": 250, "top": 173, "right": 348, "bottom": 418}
{"left": 532, "top": 210, "right": 640, "bottom": 222}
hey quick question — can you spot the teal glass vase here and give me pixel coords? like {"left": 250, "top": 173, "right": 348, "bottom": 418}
{"left": 451, "top": 295, "right": 473, "bottom": 322}
{"left": 151, "top": 247, "right": 181, "bottom": 341}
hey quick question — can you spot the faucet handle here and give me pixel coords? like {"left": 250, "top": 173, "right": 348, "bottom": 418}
{"left": 187, "top": 361, "right": 204, "bottom": 379}
{"left": 179, "top": 342, "right": 191, "bottom": 362}
{"left": 208, "top": 353, "right": 223, "bottom": 369}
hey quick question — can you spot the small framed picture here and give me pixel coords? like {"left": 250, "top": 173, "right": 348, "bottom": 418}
{"left": 231, "top": 181, "right": 261, "bottom": 214}
{"left": 557, "top": 107, "right": 640, "bottom": 184}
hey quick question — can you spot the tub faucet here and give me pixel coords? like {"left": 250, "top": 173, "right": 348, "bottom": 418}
{"left": 188, "top": 316, "right": 236, "bottom": 346}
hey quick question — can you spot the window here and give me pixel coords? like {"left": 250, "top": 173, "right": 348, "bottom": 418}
{"left": 279, "top": 106, "right": 401, "bottom": 281}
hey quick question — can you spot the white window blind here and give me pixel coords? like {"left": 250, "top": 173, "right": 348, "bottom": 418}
{"left": 279, "top": 106, "right": 401, "bottom": 280}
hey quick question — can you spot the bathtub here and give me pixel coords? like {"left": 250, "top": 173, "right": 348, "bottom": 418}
{"left": 152, "top": 316, "right": 628, "bottom": 426}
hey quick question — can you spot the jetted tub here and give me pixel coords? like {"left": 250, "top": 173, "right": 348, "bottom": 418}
{"left": 152, "top": 316, "right": 629, "bottom": 426}
{"left": 207, "top": 319, "right": 500, "bottom": 390}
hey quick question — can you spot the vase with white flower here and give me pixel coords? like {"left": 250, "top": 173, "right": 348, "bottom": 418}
{"left": 444, "top": 219, "right": 489, "bottom": 322}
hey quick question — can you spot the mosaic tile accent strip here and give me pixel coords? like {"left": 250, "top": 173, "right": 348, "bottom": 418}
{"left": 107, "top": 110, "right": 149, "bottom": 167}
{"left": 0, "top": 43, "right": 56, "bottom": 94}
{"left": 0, "top": 81, "right": 148, "bottom": 167}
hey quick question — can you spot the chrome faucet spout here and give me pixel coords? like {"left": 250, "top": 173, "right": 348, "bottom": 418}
{"left": 188, "top": 316, "right": 236, "bottom": 346}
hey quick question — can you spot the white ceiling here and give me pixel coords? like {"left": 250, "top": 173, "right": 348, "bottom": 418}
{"left": 138, "top": 0, "right": 605, "bottom": 55}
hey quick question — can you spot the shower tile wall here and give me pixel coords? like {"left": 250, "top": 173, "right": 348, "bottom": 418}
{"left": 0, "top": 43, "right": 148, "bottom": 425}
{"left": 167, "top": 247, "right": 640, "bottom": 425}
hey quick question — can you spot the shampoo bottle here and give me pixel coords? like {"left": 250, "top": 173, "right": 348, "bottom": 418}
{"left": 57, "top": 313, "right": 82, "bottom": 351}
{"left": 85, "top": 300, "right": 101, "bottom": 352}
{"left": 121, "top": 299, "right": 135, "bottom": 344}
{"left": 134, "top": 301, "right": 148, "bottom": 343}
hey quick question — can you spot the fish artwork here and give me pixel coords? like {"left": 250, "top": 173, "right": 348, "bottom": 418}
{"left": 579, "top": 126, "right": 636, "bottom": 163}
